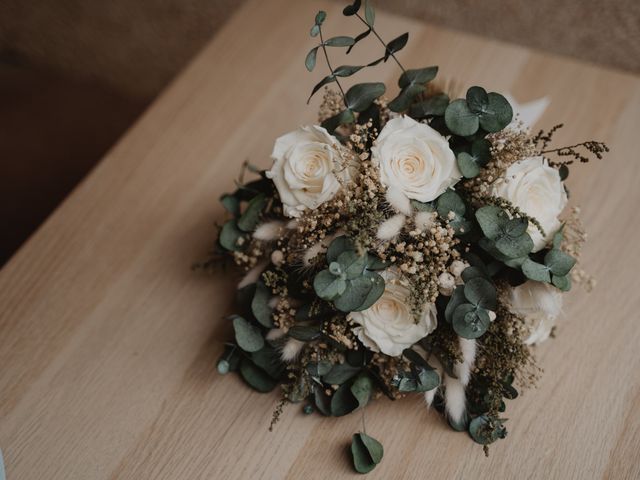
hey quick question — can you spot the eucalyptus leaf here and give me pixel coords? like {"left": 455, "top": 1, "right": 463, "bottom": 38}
{"left": 324, "top": 362, "right": 361, "bottom": 385}
{"left": 347, "top": 28, "right": 372, "bottom": 54}
{"left": 479, "top": 93, "right": 513, "bottom": 132}
{"left": 219, "top": 220, "right": 245, "bottom": 251}
{"left": 345, "top": 82, "right": 385, "bottom": 112}
{"left": 399, "top": 66, "right": 438, "bottom": 88}
{"left": 364, "top": 0, "right": 375, "bottom": 26}
{"left": 409, "top": 93, "right": 449, "bottom": 117}
{"left": 237, "top": 193, "right": 266, "bottom": 232}
{"left": 314, "top": 269, "right": 347, "bottom": 300}
{"left": 436, "top": 189, "right": 466, "bottom": 218}
{"left": 552, "top": 273, "right": 572, "bottom": 291}
{"left": 457, "top": 152, "right": 481, "bottom": 178}
{"left": 307, "top": 74, "right": 336, "bottom": 103}
{"left": 314, "top": 386, "right": 332, "bottom": 415}
{"left": 251, "top": 281, "right": 274, "bottom": 327}
{"left": 351, "top": 433, "right": 383, "bottom": 474}
{"left": 232, "top": 316, "right": 264, "bottom": 353}
{"left": 251, "top": 346, "right": 285, "bottom": 379}
{"left": 461, "top": 266, "right": 487, "bottom": 283}
{"left": 325, "top": 36, "right": 356, "bottom": 47}
{"left": 305, "top": 47, "right": 318, "bottom": 72}
{"left": 544, "top": 249, "right": 576, "bottom": 276}
{"left": 445, "top": 286, "right": 466, "bottom": 323}
{"left": 315, "top": 10, "right": 326, "bottom": 25}
{"left": 445, "top": 99, "right": 479, "bottom": 136}
{"left": 220, "top": 194, "right": 240, "bottom": 216}
{"left": 334, "top": 272, "right": 384, "bottom": 312}
{"left": 469, "top": 415, "right": 507, "bottom": 445}
{"left": 452, "top": 304, "right": 490, "bottom": 339}
{"left": 466, "top": 86, "right": 489, "bottom": 113}
{"left": 337, "top": 250, "right": 368, "bottom": 279}
{"left": 288, "top": 324, "right": 322, "bottom": 341}
{"left": 522, "top": 258, "right": 551, "bottom": 283}
{"left": 385, "top": 32, "right": 408, "bottom": 60}
{"left": 387, "top": 83, "right": 425, "bottom": 112}
{"left": 331, "top": 382, "right": 359, "bottom": 416}
{"left": 307, "top": 360, "right": 333, "bottom": 377}
{"left": 350, "top": 373, "right": 373, "bottom": 408}
{"left": 464, "top": 277, "right": 497, "bottom": 310}
{"left": 321, "top": 108, "right": 355, "bottom": 133}
{"left": 475, "top": 205, "right": 508, "bottom": 240}
{"left": 239, "top": 358, "right": 277, "bottom": 393}
{"left": 494, "top": 231, "right": 534, "bottom": 258}
{"left": 310, "top": 24, "right": 320, "bottom": 37}
{"left": 327, "top": 235, "right": 355, "bottom": 262}
{"left": 343, "top": 0, "right": 361, "bottom": 16}
{"left": 333, "top": 64, "right": 364, "bottom": 77}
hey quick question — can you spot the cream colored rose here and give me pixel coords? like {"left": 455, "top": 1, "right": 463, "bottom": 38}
{"left": 266, "top": 125, "right": 350, "bottom": 218}
{"left": 348, "top": 273, "right": 437, "bottom": 356}
{"left": 492, "top": 156, "right": 567, "bottom": 251}
{"left": 372, "top": 116, "right": 461, "bottom": 204}
{"left": 509, "top": 280, "right": 563, "bottom": 345}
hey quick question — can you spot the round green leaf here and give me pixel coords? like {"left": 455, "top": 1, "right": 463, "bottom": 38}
{"left": 350, "top": 373, "right": 373, "bottom": 408}
{"left": 478, "top": 93, "right": 513, "bottom": 132}
{"left": 444, "top": 285, "right": 466, "bottom": 323}
{"left": 345, "top": 82, "right": 386, "bottom": 112}
{"left": 251, "top": 281, "right": 273, "bottom": 327}
{"left": 495, "top": 232, "right": 534, "bottom": 258}
{"left": 307, "top": 361, "right": 333, "bottom": 377}
{"left": 388, "top": 83, "right": 425, "bottom": 112}
{"left": 327, "top": 235, "right": 355, "bottom": 262}
{"left": 232, "top": 316, "right": 264, "bottom": 353}
{"left": 544, "top": 249, "right": 576, "bottom": 276}
{"left": 239, "top": 358, "right": 277, "bottom": 393}
{"left": 323, "top": 362, "right": 361, "bottom": 385}
{"left": 469, "top": 415, "right": 507, "bottom": 445}
{"left": 464, "top": 277, "right": 497, "bottom": 310}
{"left": 305, "top": 47, "right": 318, "bottom": 72}
{"left": 315, "top": 10, "right": 326, "bottom": 25}
{"left": 251, "top": 346, "right": 285, "bottom": 379}
{"left": 436, "top": 189, "right": 466, "bottom": 218}
{"left": 220, "top": 194, "right": 240, "bottom": 216}
{"left": 219, "top": 220, "right": 246, "bottom": 251}
{"left": 522, "top": 258, "right": 551, "bottom": 283}
{"left": 466, "top": 86, "right": 489, "bottom": 113}
{"left": 314, "top": 269, "right": 347, "bottom": 300}
{"left": 399, "top": 66, "right": 438, "bottom": 88}
{"left": 445, "top": 99, "right": 479, "bottom": 136}
{"left": 237, "top": 193, "right": 266, "bottom": 232}
{"left": 552, "top": 274, "right": 572, "bottom": 291}
{"left": 504, "top": 217, "right": 528, "bottom": 237}
{"left": 457, "top": 151, "right": 481, "bottom": 178}
{"left": 334, "top": 272, "right": 384, "bottom": 312}
{"left": 409, "top": 93, "right": 449, "bottom": 117}
{"left": 351, "top": 432, "right": 383, "bottom": 474}
{"left": 337, "top": 251, "right": 368, "bottom": 279}
{"left": 331, "top": 382, "right": 359, "bottom": 416}
{"left": 452, "top": 304, "right": 490, "bottom": 339}
{"left": 475, "top": 205, "right": 508, "bottom": 240}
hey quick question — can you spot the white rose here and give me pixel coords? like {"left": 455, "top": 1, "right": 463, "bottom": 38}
{"left": 492, "top": 156, "right": 567, "bottom": 251}
{"left": 509, "top": 280, "right": 563, "bottom": 345}
{"left": 266, "top": 125, "right": 350, "bottom": 218}
{"left": 348, "top": 273, "right": 437, "bottom": 356}
{"left": 372, "top": 116, "right": 461, "bottom": 204}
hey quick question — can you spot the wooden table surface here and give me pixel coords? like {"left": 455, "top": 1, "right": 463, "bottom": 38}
{"left": 1, "top": 1, "right": 639, "bottom": 478}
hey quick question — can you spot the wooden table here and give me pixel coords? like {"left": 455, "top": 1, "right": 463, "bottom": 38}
{"left": 1, "top": 1, "right": 639, "bottom": 478}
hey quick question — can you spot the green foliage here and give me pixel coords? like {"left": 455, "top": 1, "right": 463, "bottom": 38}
{"left": 364, "top": 0, "right": 375, "bottom": 26}
{"left": 305, "top": 47, "right": 318, "bottom": 72}
{"left": 232, "top": 315, "right": 264, "bottom": 353}
{"left": 351, "top": 432, "right": 384, "bottom": 474}
{"left": 350, "top": 373, "right": 373, "bottom": 408}
{"left": 452, "top": 304, "right": 491, "bottom": 339}
{"left": 314, "top": 236, "right": 385, "bottom": 312}
{"left": 251, "top": 281, "right": 274, "bottom": 327}
{"left": 343, "top": 0, "right": 362, "bottom": 16}
{"left": 388, "top": 65, "right": 438, "bottom": 113}
{"left": 239, "top": 358, "right": 277, "bottom": 393}
{"left": 436, "top": 189, "right": 471, "bottom": 235}
{"left": 219, "top": 220, "right": 246, "bottom": 251}
{"left": 237, "top": 193, "right": 266, "bottom": 232}
{"left": 468, "top": 415, "right": 507, "bottom": 444}
{"left": 393, "top": 352, "right": 440, "bottom": 392}
{"left": 325, "top": 36, "right": 356, "bottom": 47}
{"left": 409, "top": 93, "right": 449, "bottom": 118}
{"left": 445, "top": 87, "right": 513, "bottom": 136}
{"left": 457, "top": 139, "right": 491, "bottom": 178}
{"left": 475, "top": 206, "right": 534, "bottom": 260}
{"left": 345, "top": 82, "right": 386, "bottom": 112}
{"left": 324, "top": 362, "right": 361, "bottom": 385}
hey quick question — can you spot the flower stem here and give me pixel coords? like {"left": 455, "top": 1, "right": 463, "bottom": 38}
{"left": 318, "top": 25, "right": 347, "bottom": 104}
{"left": 355, "top": 13, "right": 406, "bottom": 74}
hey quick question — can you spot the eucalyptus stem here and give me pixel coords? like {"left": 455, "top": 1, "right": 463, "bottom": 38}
{"left": 355, "top": 13, "right": 406, "bottom": 74}
{"left": 318, "top": 25, "right": 347, "bottom": 103}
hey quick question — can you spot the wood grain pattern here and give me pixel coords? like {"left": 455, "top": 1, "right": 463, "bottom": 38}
{"left": 1, "top": 0, "right": 639, "bottom": 478}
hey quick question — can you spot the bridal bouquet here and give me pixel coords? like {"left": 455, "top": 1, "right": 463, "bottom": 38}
{"left": 204, "top": 1, "right": 607, "bottom": 473}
